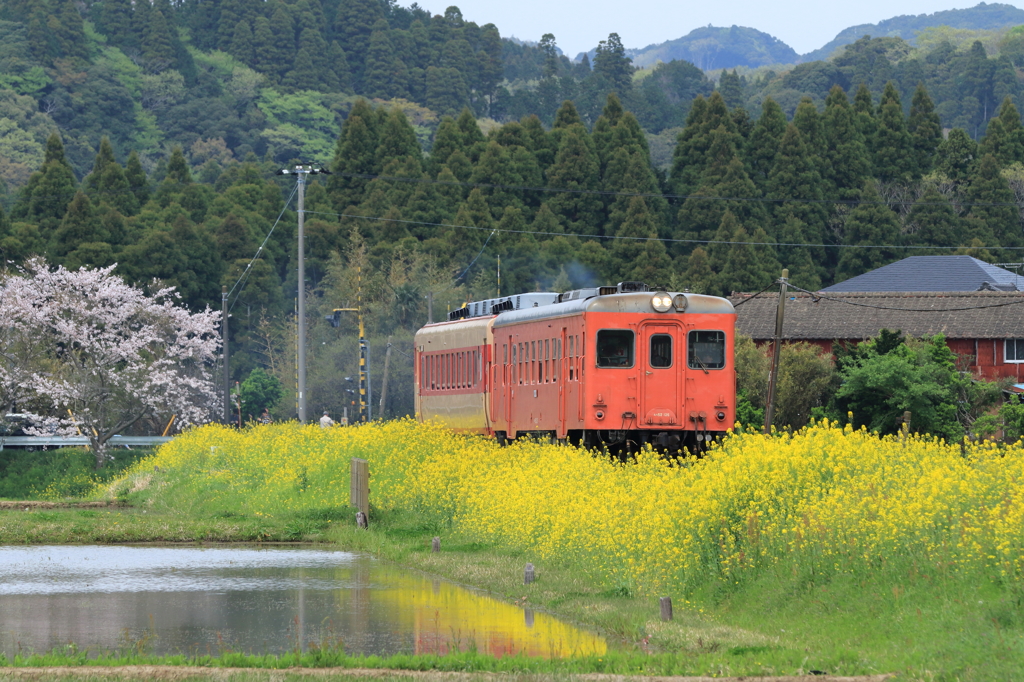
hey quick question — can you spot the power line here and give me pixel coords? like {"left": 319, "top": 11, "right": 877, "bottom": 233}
{"left": 772, "top": 282, "right": 1024, "bottom": 312}
{"left": 304, "top": 209, "right": 1024, "bottom": 252}
{"left": 5, "top": 170, "right": 1024, "bottom": 210}
{"left": 227, "top": 183, "right": 297, "bottom": 313}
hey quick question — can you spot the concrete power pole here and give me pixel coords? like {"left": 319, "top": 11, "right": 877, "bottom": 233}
{"left": 763, "top": 268, "right": 789, "bottom": 434}
{"left": 276, "top": 164, "right": 330, "bottom": 424}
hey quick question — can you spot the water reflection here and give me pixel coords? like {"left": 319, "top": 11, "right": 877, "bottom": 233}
{"left": 0, "top": 545, "right": 605, "bottom": 659}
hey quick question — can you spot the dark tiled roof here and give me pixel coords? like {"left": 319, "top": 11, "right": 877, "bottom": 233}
{"left": 822, "top": 256, "right": 1024, "bottom": 292}
{"left": 729, "top": 291, "right": 1024, "bottom": 341}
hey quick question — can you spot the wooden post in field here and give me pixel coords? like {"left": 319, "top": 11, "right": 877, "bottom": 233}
{"left": 660, "top": 597, "right": 673, "bottom": 621}
{"left": 901, "top": 411, "right": 911, "bottom": 446}
{"left": 432, "top": 536, "right": 440, "bottom": 553}
{"left": 350, "top": 458, "right": 369, "bottom": 522}
{"left": 524, "top": 563, "right": 535, "bottom": 584}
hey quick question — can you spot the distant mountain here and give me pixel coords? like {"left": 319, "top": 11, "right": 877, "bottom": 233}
{"left": 622, "top": 25, "right": 799, "bottom": 71}
{"left": 801, "top": 2, "right": 1024, "bottom": 62}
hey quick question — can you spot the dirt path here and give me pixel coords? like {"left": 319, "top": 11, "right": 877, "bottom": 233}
{"left": 0, "top": 667, "right": 893, "bottom": 681}
{"left": 0, "top": 501, "right": 120, "bottom": 510}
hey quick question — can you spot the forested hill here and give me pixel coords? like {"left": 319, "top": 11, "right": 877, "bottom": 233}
{"left": 5, "top": 0, "right": 1024, "bottom": 418}
{"left": 803, "top": 2, "right": 1024, "bottom": 62}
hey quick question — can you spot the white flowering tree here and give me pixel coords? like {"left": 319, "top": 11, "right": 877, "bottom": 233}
{"left": 0, "top": 258, "right": 221, "bottom": 467}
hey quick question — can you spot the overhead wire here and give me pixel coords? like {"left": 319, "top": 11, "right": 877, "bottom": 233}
{"left": 226, "top": 183, "right": 297, "bottom": 312}
{"left": 303, "top": 209, "right": 1024, "bottom": 252}
{"left": 761, "top": 281, "right": 1024, "bottom": 312}
{"left": 5, "top": 168, "right": 1024, "bottom": 209}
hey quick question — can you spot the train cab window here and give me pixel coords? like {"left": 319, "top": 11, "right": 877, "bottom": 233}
{"left": 650, "top": 334, "right": 672, "bottom": 368}
{"left": 688, "top": 330, "right": 726, "bottom": 370}
{"left": 597, "top": 330, "right": 634, "bottom": 368}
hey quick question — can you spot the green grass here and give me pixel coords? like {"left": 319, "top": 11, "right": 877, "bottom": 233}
{"left": 4, "top": 502, "right": 1018, "bottom": 678}
{"left": 3, "top": 437, "right": 1024, "bottom": 680}
{"left": 0, "top": 447, "right": 151, "bottom": 500}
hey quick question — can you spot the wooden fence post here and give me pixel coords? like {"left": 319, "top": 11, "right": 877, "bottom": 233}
{"left": 660, "top": 597, "right": 673, "bottom": 621}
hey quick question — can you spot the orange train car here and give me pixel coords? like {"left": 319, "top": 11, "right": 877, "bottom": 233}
{"left": 413, "top": 282, "right": 736, "bottom": 453}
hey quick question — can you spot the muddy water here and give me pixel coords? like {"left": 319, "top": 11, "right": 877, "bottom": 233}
{"left": 0, "top": 545, "right": 605, "bottom": 658}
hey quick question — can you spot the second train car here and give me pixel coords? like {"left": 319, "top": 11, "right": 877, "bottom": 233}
{"left": 413, "top": 282, "right": 736, "bottom": 453}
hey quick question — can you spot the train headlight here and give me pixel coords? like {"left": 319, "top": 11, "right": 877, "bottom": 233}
{"left": 651, "top": 293, "right": 672, "bottom": 313}
{"left": 673, "top": 294, "right": 687, "bottom": 312}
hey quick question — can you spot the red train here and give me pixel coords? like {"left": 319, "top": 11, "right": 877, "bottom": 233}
{"left": 413, "top": 282, "right": 736, "bottom": 454}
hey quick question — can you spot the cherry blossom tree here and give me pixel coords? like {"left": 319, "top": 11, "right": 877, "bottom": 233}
{"left": 1, "top": 258, "right": 221, "bottom": 467}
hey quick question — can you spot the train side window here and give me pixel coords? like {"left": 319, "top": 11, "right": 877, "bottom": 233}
{"left": 688, "top": 330, "right": 726, "bottom": 370}
{"left": 512, "top": 344, "right": 517, "bottom": 384}
{"left": 650, "top": 334, "right": 672, "bottom": 368}
{"left": 544, "top": 339, "right": 550, "bottom": 382}
{"left": 596, "top": 330, "right": 634, "bottom": 368}
{"left": 431, "top": 355, "right": 436, "bottom": 390}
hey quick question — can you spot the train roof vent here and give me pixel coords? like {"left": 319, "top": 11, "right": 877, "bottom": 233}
{"left": 447, "top": 306, "right": 469, "bottom": 321}
{"left": 617, "top": 281, "right": 650, "bottom": 293}
{"left": 598, "top": 286, "right": 617, "bottom": 296}
{"left": 491, "top": 299, "right": 514, "bottom": 314}
{"left": 558, "top": 288, "right": 599, "bottom": 302}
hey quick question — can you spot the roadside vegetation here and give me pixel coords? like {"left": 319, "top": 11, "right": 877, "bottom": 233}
{"left": 2, "top": 420, "right": 1023, "bottom": 679}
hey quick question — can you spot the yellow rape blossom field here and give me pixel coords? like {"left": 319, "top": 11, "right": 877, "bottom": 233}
{"left": 105, "top": 418, "right": 1024, "bottom": 596}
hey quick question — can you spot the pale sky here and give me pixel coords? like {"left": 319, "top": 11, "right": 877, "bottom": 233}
{"left": 416, "top": 0, "right": 1024, "bottom": 58}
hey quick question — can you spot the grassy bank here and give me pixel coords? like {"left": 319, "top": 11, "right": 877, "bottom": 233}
{"left": 0, "top": 447, "right": 150, "bottom": 500}
{"left": 2, "top": 420, "right": 1024, "bottom": 679}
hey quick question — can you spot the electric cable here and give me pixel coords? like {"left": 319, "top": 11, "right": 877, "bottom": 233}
{"left": 227, "top": 183, "right": 297, "bottom": 312}
{"left": 303, "top": 209, "right": 1024, "bottom": 252}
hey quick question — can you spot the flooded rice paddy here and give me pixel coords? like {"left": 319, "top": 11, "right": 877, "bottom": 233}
{"left": 0, "top": 545, "right": 605, "bottom": 659}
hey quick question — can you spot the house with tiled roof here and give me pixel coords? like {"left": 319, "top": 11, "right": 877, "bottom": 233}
{"left": 821, "top": 256, "right": 1024, "bottom": 292}
{"left": 731, "top": 257, "right": 1024, "bottom": 381}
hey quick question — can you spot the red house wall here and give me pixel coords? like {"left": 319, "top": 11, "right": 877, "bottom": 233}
{"left": 759, "top": 338, "right": 1024, "bottom": 383}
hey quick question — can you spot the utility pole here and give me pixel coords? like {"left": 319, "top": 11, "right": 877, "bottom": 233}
{"left": 222, "top": 285, "right": 230, "bottom": 424}
{"left": 763, "top": 268, "right": 789, "bottom": 434}
{"left": 276, "top": 163, "right": 330, "bottom": 423}
{"left": 426, "top": 292, "right": 433, "bottom": 324}
{"left": 379, "top": 335, "right": 393, "bottom": 420}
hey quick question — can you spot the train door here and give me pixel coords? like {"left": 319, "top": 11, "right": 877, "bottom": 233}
{"left": 639, "top": 323, "right": 682, "bottom": 427}
{"left": 558, "top": 327, "right": 567, "bottom": 432}
{"left": 505, "top": 334, "right": 514, "bottom": 431}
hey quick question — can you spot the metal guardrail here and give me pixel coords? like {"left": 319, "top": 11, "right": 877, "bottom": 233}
{"left": 0, "top": 436, "right": 172, "bottom": 450}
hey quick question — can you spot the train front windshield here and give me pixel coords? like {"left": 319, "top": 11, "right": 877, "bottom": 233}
{"left": 688, "top": 330, "right": 726, "bottom": 370}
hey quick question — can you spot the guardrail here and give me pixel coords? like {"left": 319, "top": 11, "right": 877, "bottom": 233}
{"left": 0, "top": 436, "right": 172, "bottom": 450}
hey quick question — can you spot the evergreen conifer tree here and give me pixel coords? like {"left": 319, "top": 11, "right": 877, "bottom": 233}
{"left": 52, "top": 191, "right": 106, "bottom": 262}
{"left": 718, "top": 70, "right": 744, "bottom": 109}
{"left": 327, "top": 41, "right": 351, "bottom": 93}
{"left": 767, "top": 124, "right": 828, "bottom": 279}
{"left": 333, "top": 0, "right": 385, "bottom": 83}
{"left": 744, "top": 97, "right": 786, "bottom": 189}
{"left": 288, "top": 48, "right": 319, "bottom": 90}
{"left": 835, "top": 181, "right": 903, "bottom": 281}
{"left": 965, "top": 154, "right": 1021, "bottom": 250}
{"left": 100, "top": 0, "right": 133, "bottom": 47}
{"left": 907, "top": 83, "right": 942, "bottom": 175}
{"left": 908, "top": 185, "right": 964, "bottom": 251}
{"left": 823, "top": 84, "right": 871, "bottom": 200}
{"left": 125, "top": 150, "right": 150, "bottom": 207}
{"left": 873, "top": 82, "right": 916, "bottom": 183}
{"left": 13, "top": 133, "right": 77, "bottom": 234}
{"left": 229, "top": 20, "right": 255, "bottom": 65}
{"left": 612, "top": 196, "right": 673, "bottom": 286}
{"left": 682, "top": 246, "right": 715, "bottom": 294}
{"left": 142, "top": 8, "right": 176, "bottom": 68}
{"left": 544, "top": 124, "right": 603, "bottom": 235}
{"left": 363, "top": 20, "right": 402, "bottom": 99}
{"left": 83, "top": 138, "right": 138, "bottom": 217}
{"left": 328, "top": 99, "right": 381, "bottom": 211}
{"left": 55, "top": 0, "right": 88, "bottom": 61}
{"left": 935, "top": 129, "right": 978, "bottom": 183}
{"left": 853, "top": 83, "right": 877, "bottom": 142}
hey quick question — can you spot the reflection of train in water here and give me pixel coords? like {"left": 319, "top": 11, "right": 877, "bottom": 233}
{"left": 413, "top": 281, "right": 736, "bottom": 454}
